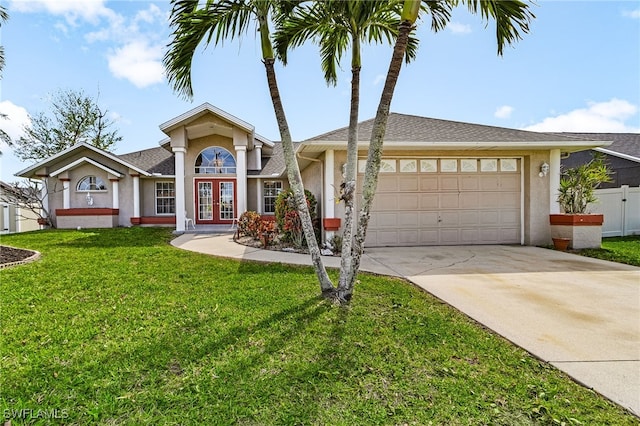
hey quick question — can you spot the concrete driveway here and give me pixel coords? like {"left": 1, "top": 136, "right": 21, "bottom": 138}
{"left": 172, "top": 234, "right": 640, "bottom": 416}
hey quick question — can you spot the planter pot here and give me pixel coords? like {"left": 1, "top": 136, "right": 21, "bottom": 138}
{"left": 323, "top": 218, "right": 341, "bottom": 231}
{"left": 37, "top": 218, "right": 48, "bottom": 226}
{"left": 552, "top": 237, "right": 571, "bottom": 251}
{"left": 549, "top": 214, "right": 604, "bottom": 249}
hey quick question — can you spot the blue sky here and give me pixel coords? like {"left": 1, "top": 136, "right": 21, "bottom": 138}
{"left": 1, "top": 0, "right": 639, "bottom": 182}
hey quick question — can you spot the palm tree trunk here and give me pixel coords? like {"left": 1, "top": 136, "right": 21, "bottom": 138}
{"left": 346, "top": 20, "right": 413, "bottom": 293}
{"left": 336, "top": 61, "right": 361, "bottom": 301}
{"left": 263, "top": 58, "right": 335, "bottom": 295}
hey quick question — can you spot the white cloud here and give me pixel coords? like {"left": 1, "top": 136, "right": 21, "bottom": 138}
{"left": 494, "top": 105, "right": 514, "bottom": 119}
{"left": 448, "top": 22, "right": 472, "bottom": 35}
{"left": 107, "top": 41, "right": 165, "bottom": 88}
{"left": 623, "top": 9, "right": 640, "bottom": 19}
{"left": 9, "top": 0, "right": 115, "bottom": 25}
{"left": 523, "top": 99, "right": 640, "bottom": 132}
{"left": 373, "top": 74, "right": 385, "bottom": 86}
{"left": 0, "top": 101, "right": 31, "bottom": 144}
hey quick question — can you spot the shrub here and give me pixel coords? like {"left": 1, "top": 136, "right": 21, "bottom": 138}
{"left": 275, "top": 189, "right": 318, "bottom": 245}
{"left": 238, "top": 211, "right": 262, "bottom": 239}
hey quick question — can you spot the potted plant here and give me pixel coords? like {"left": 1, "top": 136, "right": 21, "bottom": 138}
{"left": 550, "top": 153, "right": 612, "bottom": 249}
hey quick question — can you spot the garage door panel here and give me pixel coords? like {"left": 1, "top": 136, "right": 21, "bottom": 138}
{"left": 420, "top": 212, "right": 439, "bottom": 226}
{"left": 398, "top": 194, "right": 419, "bottom": 210}
{"left": 461, "top": 229, "right": 479, "bottom": 244}
{"left": 500, "top": 175, "right": 520, "bottom": 190}
{"left": 480, "top": 176, "right": 500, "bottom": 190}
{"left": 420, "top": 194, "right": 439, "bottom": 209}
{"left": 460, "top": 211, "right": 478, "bottom": 225}
{"left": 378, "top": 230, "right": 399, "bottom": 245}
{"left": 500, "top": 209, "right": 520, "bottom": 225}
{"left": 459, "top": 192, "right": 479, "bottom": 208}
{"left": 398, "top": 212, "right": 418, "bottom": 227}
{"left": 376, "top": 212, "right": 397, "bottom": 228}
{"left": 479, "top": 193, "right": 501, "bottom": 208}
{"left": 500, "top": 192, "right": 520, "bottom": 208}
{"left": 500, "top": 228, "right": 520, "bottom": 243}
{"left": 420, "top": 230, "right": 439, "bottom": 244}
{"left": 479, "top": 228, "right": 499, "bottom": 243}
{"left": 420, "top": 176, "right": 439, "bottom": 191}
{"left": 440, "top": 176, "right": 459, "bottom": 190}
{"left": 440, "top": 229, "right": 460, "bottom": 244}
{"left": 480, "top": 211, "right": 500, "bottom": 225}
{"left": 440, "top": 193, "right": 459, "bottom": 209}
{"left": 377, "top": 176, "right": 398, "bottom": 192}
{"left": 399, "top": 176, "right": 419, "bottom": 191}
{"left": 373, "top": 194, "right": 397, "bottom": 210}
{"left": 440, "top": 211, "right": 459, "bottom": 226}
{"left": 461, "top": 176, "right": 479, "bottom": 190}
{"left": 398, "top": 230, "right": 419, "bottom": 245}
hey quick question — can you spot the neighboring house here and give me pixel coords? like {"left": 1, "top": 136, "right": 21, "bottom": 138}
{"left": 557, "top": 133, "right": 640, "bottom": 188}
{"left": 0, "top": 181, "right": 41, "bottom": 234}
{"left": 557, "top": 133, "right": 640, "bottom": 237}
{"left": 16, "top": 103, "right": 609, "bottom": 247}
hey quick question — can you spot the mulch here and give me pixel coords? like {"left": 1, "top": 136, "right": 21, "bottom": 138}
{"left": 0, "top": 245, "right": 38, "bottom": 266}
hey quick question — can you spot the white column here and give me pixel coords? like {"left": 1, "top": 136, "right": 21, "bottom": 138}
{"left": 255, "top": 145, "right": 262, "bottom": 171}
{"left": 111, "top": 179, "right": 119, "bottom": 209}
{"left": 173, "top": 147, "right": 186, "bottom": 232}
{"left": 324, "top": 150, "right": 335, "bottom": 219}
{"left": 39, "top": 177, "right": 49, "bottom": 216}
{"left": 235, "top": 146, "right": 247, "bottom": 218}
{"left": 62, "top": 179, "right": 70, "bottom": 209}
{"left": 549, "top": 149, "right": 561, "bottom": 214}
{"left": 256, "top": 178, "right": 263, "bottom": 214}
{"left": 132, "top": 174, "right": 140, "bottom": 218}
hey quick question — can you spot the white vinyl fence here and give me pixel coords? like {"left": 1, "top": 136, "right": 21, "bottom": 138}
{"left": 592, "top": 185, "right": 640, "bottom": 237}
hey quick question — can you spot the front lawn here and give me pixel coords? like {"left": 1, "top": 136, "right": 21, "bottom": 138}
{"left": 576, "top": 235, "right": 640, "bottom": 267}
{"left": 1, "top": 228, "right": 636, "bottom": 425}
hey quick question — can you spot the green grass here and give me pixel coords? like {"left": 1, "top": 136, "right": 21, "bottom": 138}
{"left": 1, "top": 228, "right": 637, "bottom": 425}
{"left": 575, "top": 235, "right": 640, "bottom": 267}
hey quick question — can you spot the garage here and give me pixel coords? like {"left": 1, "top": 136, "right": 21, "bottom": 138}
{"left": 359, "top": 157, "right": 522, "bottom": 247}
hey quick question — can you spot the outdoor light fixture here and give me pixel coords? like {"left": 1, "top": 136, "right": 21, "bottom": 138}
{"left": 539, "top": 162, "right": 550, "bottom": 177}
{"left": 86, "top": 192, "right": 94, "bottom": 206}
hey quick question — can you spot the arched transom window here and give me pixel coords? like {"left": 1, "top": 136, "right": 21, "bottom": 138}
{"left": 77, "top": 175, "right": 107, "bottom": 191}
{"left": 195, "top": 147, "right": 236, "bottom": 174}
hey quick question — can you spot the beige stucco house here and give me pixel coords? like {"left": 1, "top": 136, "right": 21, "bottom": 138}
{"left": 15, "top": 103, "right": 609, "bottom": 247}
{"left": 0, "top": 181, "right": 42, "bottom": 234}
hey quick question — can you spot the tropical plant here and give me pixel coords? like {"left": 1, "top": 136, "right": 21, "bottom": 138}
{"left": 557, "top": 154, "right": 612, "bottom": 214}
{"left": 274, "top": 188, "right": 316, "bottom": 245}
{"left": 164, "top": 0, "right": 334, "bottom": 294}
{"left": 344, "top": 0, "right": 534, "bottom": 301}
{"left": 274, "top": 0, "right": 444, "bottom": 300}
{"left": 237, "top": 210, "right": 262, "bottom": 239}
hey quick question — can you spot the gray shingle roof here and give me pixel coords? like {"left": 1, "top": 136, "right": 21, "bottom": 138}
{"left": 556, "top": 133, "right": 640, "bottom": 159}
{"left": 118, "top": 147, "right": 175, "bottom": 175}
{"left": 305, "top": 112, "right": 587, "bottom": 143}
{"left": 252, "top": 142, "right": 300, "bottom": 177}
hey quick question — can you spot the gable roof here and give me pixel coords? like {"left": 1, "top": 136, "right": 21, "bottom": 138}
{"left": 302, "top": 112, "right": 610, "bottom": 151}
{"left": 16, "top": 143, "right": 151, "bottom": 178}
{"left": 118, "top": 147, "right": 175, "bottom": 175}
{"left": 555, "top": 133, "right": 640, "bottom": 163}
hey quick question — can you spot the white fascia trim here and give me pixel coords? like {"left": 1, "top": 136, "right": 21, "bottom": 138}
{"left": 159, "top": 102, "right": 255, "bottom": 135}
{"left": 16, "top": 143, "right": 151, "bottom": 177}
{"left": 50, "top": 157, "right": 124, "bottom": 178}
{"left": 594, "top": 147, "right": 640, "bottom": 164}
{"left": 248, "top": 174, "right": 285, "bottom": 179}
{"left": 299, "top": 140, "right": 613, "bottom": 150}
{"left": 254, "top": 133, "right": 275, "bottom": 147}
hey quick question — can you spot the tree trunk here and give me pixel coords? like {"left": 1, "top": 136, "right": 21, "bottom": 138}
{"left": 336, "top": 63, "right": 361, "bottom": 299}
{"left": 263, "top": 58, "right": 335, "bottom": 295}
{"left": 344, "top": 20, "right": 413, "bottom": 296}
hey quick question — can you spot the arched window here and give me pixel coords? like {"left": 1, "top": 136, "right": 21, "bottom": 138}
{"left": 195, "top": 147, "right": 236, "bottom": 174}
{"left": 77, "top": 176, "right": 107, "bottom": 191}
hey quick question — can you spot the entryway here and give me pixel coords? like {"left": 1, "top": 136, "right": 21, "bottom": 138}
{"left": 195, "top": 179, "right": 236, "bottom": 224}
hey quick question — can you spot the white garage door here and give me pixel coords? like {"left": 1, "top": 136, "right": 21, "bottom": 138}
{"left": 358, "top": 158, "right": 521, "bottom": 247}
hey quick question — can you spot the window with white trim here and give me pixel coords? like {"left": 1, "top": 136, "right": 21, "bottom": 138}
{"left": 263, "top": 181, "right": 282, "bottom": 214}
{"left": 77, "top": 176, "right": 107, "bottom": 191}
{"left": 155, "top": 182, "right": 175, "bottom": 215}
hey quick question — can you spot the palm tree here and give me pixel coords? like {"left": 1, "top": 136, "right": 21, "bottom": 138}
{"left": 347, "top": 0, "right": 535, "bottom": 298}
{"left": 1, "top": 5, "right": 10, "bottom": 149}
{"left": 274, "top": 0, "right": 450, "bottom": 301}
{"left": 164, "top": 0, "right": 335, "bottom": 295}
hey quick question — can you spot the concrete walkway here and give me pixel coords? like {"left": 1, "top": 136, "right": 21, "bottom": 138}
{"left": 171, "top": 233, "right": 640, "bottom": 416}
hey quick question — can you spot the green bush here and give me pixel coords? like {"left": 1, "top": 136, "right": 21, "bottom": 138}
{"left": 275, "top": 189, "right": 318, "bottom": 246}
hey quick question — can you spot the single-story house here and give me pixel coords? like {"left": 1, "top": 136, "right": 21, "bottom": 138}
{"left": 15, "top": 103, "right": 610, "bottom": 247}
{"left": 0, "top": 181, "right": 41, "bottom": 234}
